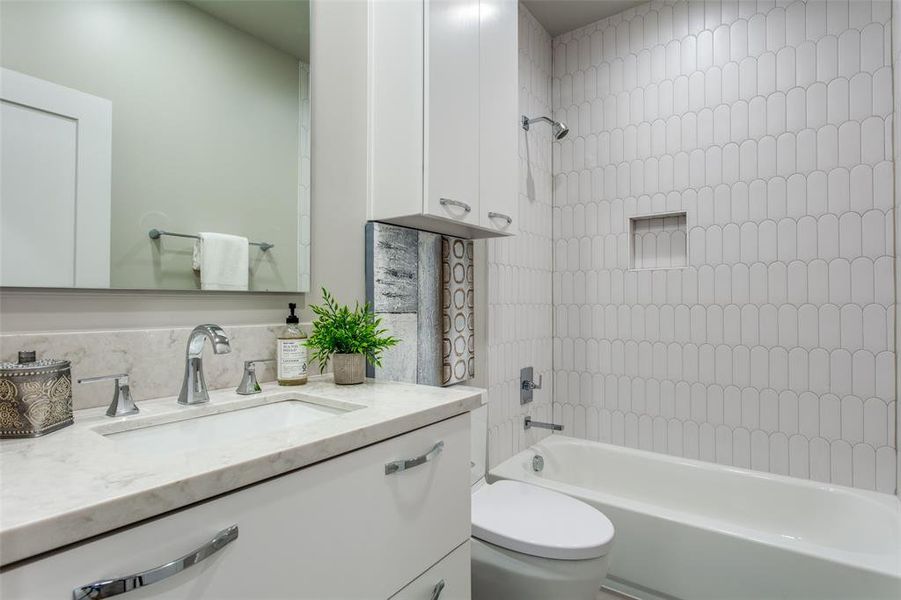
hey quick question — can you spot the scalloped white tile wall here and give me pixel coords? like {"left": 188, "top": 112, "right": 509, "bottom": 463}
{"left": 486, "top": 4, "right": 555, "bottom": 468}
{"left": 892, "top": 0, "right": 901, "bottom": 498}
{"left": 551, "top": 0, "right": 896, "bottom": 494}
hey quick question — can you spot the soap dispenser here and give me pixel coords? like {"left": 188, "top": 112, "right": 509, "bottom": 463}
{"left": 277, "top": 303, "right": 308, "bottom": 385}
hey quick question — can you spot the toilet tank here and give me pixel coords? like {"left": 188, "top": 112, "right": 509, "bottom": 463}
{"left": 470, "top": 404, "right": 488, "bottom": 485}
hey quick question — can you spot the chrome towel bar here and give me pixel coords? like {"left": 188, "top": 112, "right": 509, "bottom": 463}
{"left": 149, "top": 228, "right": 273, "bottom": 251}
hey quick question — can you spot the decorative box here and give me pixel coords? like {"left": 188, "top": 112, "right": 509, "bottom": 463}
{"left": 0, "top": 352, "right": 73, "bottom": 438}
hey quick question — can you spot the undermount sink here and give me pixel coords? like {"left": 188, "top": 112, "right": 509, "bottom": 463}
{"left": 95, "top": 396, "right": 361, "bottom": 455}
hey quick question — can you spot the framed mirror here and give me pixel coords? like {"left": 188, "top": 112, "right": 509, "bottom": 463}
{"left": 0, "top": 0, "right": 311, "bottom": 292}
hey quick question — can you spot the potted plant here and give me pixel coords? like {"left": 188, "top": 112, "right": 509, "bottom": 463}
{"left": 306, "top": 288, "right": 399, "bottom": 385}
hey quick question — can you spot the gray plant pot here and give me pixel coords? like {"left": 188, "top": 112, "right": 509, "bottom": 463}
{"left": 332, "top": 353, "right": 365, "bottom": 385}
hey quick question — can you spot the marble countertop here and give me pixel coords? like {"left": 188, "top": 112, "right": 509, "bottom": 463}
{"left": 0, "top": 376, "right": 484, "bottom": 567}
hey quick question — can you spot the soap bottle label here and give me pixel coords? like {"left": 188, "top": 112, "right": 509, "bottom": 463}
{"left": 277, "top": 339, "right": 307, "bottom": 380}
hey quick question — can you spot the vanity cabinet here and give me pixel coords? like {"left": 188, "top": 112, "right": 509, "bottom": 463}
{"left": 368, "top": 0, "right": 518, "bottom": 239}
{"left": 390, "top": 541, "right": 471, "bottom": 600}
{"left": 0, "top": 414, "right": 471, "bottom": 599}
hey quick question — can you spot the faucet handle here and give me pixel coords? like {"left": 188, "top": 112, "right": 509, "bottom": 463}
{"left": 78, "top": 373, "right": 139, "bottom": 417}
{"left": 522, "top": 374, "right": 543, "bottom": 391}
{"left": 236, "top": 359, "right": 275, "bottom": 395}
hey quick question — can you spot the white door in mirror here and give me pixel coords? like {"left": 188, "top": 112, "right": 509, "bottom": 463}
{"left": 0, "top": 68, "right": 111, "bottom": 288}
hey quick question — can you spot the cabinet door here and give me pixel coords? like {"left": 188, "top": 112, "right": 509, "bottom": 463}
{"left": 425, "top": 0, "right": 480, "bottom": 225}
{"left": 477, "top": 0, "right": 518, "bottom": 235}
{"left": 390, "top": 541, "right": 471, "bottom": 600}
{"left": 0, "top": 414, "right": 471, "bottom": 600}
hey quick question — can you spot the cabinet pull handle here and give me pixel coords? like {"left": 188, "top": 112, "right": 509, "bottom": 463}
{"left": 72, "top": 525, "right": 239, "bottom": 599}
{"left": 430, "top": 579, "right": 446, "bottom": 600}
{"left": 487, "top": 211, "right": 513, "bottom": 225}
{"left": 384, "top": 441, "right": 444, "bottom": 475}
{"left": 439, "top": 198, "right": 472, "bottom": 213}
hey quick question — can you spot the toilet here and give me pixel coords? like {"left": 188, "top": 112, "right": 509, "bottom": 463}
{"left": 469, "top": 406, "right": 615, "bottom": 600}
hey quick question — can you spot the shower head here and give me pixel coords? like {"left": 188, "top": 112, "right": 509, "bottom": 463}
{"left": 521, "top": 115, "right": 569, "bottom": 140}
{"left": 552, "top": 121, "right": 569, "bottom": 140}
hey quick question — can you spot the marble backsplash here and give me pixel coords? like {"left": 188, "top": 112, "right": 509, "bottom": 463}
{"left": 0, "top": 324, "right": 312, "bottom": 410}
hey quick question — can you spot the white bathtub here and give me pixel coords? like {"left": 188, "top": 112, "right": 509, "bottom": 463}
{"left": 489, "top": 435, "right": 901, "bottom": 600}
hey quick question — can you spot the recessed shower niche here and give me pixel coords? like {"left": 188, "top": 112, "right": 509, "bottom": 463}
{"left": 629, "top": 212, "right": 688, "bottom": 270}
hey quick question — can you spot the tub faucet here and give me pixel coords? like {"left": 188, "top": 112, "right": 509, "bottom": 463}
{"left": 178, "top": 324, "right": 231, "bottom": 405}
{"left": 524, "top": 416, "right": 563, "bottom": 431}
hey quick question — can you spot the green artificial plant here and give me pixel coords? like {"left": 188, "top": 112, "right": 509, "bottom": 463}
{"left": 306, "top": 288, "right": 399, "bottom": 369}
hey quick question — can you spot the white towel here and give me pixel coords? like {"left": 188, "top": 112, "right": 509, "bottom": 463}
{"left": 192, "top": 232, "right": 249, "bottom": 291}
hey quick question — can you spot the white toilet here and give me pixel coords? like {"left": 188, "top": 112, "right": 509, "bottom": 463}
{"left": 469, "top": 406, "right": 615, "bottom": 600}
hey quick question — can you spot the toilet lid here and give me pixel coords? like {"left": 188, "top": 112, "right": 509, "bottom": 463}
{"left": 471, "top": 480, "right": 615, "bottom": 560}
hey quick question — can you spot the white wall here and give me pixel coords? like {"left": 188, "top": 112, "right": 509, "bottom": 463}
{"left": 308, "top": 0, "right": 368, "bottom": 309}
{"left": 552, "top": 0, "right": 896, "bottom": 493}
{"left": 1, "top": 1, "right": 301, "bottom": 292}
{"left": 486, "top": 5, "right": 556, "bottom": 468}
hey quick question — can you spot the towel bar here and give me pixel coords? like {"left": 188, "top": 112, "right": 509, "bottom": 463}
{"left": 148, "top": 229, "right": 273, "bottom": 251}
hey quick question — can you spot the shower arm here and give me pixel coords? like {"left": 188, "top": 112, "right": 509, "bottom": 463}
{"left": 521, "top": 114, "right": 569, "bottom": 139}
{"left": 521, "top": 115, "right": 555, "bottom": 130}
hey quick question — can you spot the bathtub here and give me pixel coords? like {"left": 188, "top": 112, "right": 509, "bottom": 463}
{"left": 489, "top": 435, "right": 901, "bottom": 600}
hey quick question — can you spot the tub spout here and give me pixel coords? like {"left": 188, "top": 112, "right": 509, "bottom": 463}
{"left": 524, "top": 416, "right": 563, "bottom": 431}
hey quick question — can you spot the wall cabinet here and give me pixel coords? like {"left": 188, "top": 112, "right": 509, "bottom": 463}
{"left": 369, "top": 0, "right": 518, "bottom": 239}
{"left": 0, "top": 414, "right": 471, "bottom": 599}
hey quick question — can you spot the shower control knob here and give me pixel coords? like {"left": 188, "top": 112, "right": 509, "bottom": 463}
{"left": 520, "top": 366, "right": 542, "bottom": 404}
{"left": 522, "top": 375, "right": 543, "bottom": 391}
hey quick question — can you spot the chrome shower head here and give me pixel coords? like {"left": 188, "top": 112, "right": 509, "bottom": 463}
{"left": 521, "top": 115, "right": 569, "bottom": 140}
{"left": 552, "top": 121, "right": 569, "bottom": 140}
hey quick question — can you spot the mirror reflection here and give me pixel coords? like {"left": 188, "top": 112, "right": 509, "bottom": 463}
{"left": 1, "top": 0, "right": 311, "bottom": 292}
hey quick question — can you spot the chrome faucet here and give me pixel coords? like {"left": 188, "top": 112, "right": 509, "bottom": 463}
{"left": 178, "top": 324, "right": 231, "bottom": 405}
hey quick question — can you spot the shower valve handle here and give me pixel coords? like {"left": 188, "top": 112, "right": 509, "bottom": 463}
{"left": 522, "top": 374, "right": 542, "bottom": 391}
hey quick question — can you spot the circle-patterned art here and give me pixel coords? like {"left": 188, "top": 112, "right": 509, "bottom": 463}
{"left": 442, "top": 237, "right": 475, "bottom": 385}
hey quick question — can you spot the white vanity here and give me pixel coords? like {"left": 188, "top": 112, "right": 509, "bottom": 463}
{"left": 0, "top": 379, "right": 483, "bottom": 599}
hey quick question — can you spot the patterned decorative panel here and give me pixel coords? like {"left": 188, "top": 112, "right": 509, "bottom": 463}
{"left": 550, "top": 0, "right": 897, "bottom": 493}
{"left": 485, "top": 4, "right": 556, "bottom": 468}
{"left": 418, "top": 232, "right": 444, "bottom": 386}
{"left": 365, "top": 222, "right": 445, "bottom": 385}
{"left": 367, "top": 223, "right": 419, "bottom": 313}
{"left": 442, "top": 238, "right": 475, "bottom": 385}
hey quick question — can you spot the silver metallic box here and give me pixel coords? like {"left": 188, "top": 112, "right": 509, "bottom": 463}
{"left": 0, "top": 353, "right": 73, "bottom": 438}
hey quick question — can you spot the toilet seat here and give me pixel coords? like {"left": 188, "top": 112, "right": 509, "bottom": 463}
{"left": 471, "top": 480, "right": 615, "bottom": 561}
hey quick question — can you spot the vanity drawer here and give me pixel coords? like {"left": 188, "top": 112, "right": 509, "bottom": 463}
{"left": 390, "top": 541, "right": 471, "bottom": 600}
{"left": 0, "top": 413, "right": 471, "bottom": 599}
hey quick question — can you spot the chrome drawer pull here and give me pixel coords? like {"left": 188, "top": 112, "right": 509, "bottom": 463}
{"left": 439, "top": 198, "right": 472, "bottom": 213}
{"left": 72, "top": 525, "right": 239, "bottom": 599}
{"left": 384, "top": 441, "right": 444, "bottom": 475}
{"left": 487, "top": 211, "right": 513, "bottom": 225}
{"left": 431, "top": 579, "right": 446, "bottom": 600}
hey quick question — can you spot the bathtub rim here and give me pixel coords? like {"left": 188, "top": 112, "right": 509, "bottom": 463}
{"left": 489, "top": 434, "right": 901, "bottom": 580}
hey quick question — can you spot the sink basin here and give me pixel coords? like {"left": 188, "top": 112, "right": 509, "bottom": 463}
{"left": 97, "top": 397, "right": 359, "bottom": 455}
